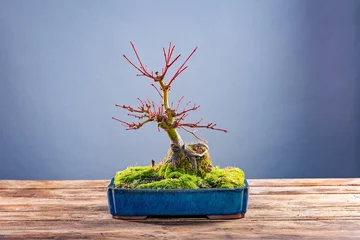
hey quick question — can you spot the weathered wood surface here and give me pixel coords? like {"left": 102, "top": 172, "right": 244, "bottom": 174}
{"left": 0, "top": 178, "right": 359, "bottom": 239}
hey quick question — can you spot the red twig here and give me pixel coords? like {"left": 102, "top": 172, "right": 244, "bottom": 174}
{"left": 161, "top": 43, "right": 179, "bottom": 78}
{"left": 127, "top": 113, "right": 146, "bottom": 119}
{"left": 123, "top": 55, "right": 147, "bottom": 76}
{"left": 176, "top": 104, "right": 200, "bottom": 116}
{"left": 151, "top": 101, "right": 156, "bottom": 114}
{"left": 194, "top": 117, "right": 203, "bottom": 125}
{"left": 137, "top": 98, "right": 144, "bottom": 106}
{"left": 112, "top": 116, "right": 154, "bottom": 130}
{"left": 115, "top": 104, "right": 145, "bottom": 114}
{"left": 163, "top": 48, "right": 167, "bottom": 66}
{"left": 168, "top": 54, "right": 181, "bottom": 68}
{"left": 123, "top": 42, "right": 156, "bottom": 81}
{"left": 167, "top": 47, "right": 198, "bottom": 88}
{"left": 130, "top": 41, "right": 146, "bottom": 72}
{"left": 180, "top": 122, "right": 228, "bottom": 133}
{"left": 150, "top": 84, "right": 163, "bottom": 98}
{"left": 181, "top": 127, "right": 206, "bottom": 142}
{"left": 112, "top": 117, "right": 137, "bottom": 130}
{"left": 175, "top": 113, "right": 188, "bottom": 125}
{"left": 176, "top": 96, "right": 184, "bottom": 112}
{"left": 183, "top": 101, "right": 191, "bottom": 112}
{"left": 112, "top": 117, "right": 129, "bottom": 126}
{"left": 167, "top": 43, "right": 171, "bottom": 61}
{"left": 166, "top": 43, "right": 175, "bottom": 64}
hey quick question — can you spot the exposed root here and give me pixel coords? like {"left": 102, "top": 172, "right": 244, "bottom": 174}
{"left": 166, "top": 143, "right": 209, "bottom": 171}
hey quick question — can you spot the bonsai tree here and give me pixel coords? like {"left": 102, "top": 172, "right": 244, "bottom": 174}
{"left": 112, "top": 42, "right": 245, "bottom": 189}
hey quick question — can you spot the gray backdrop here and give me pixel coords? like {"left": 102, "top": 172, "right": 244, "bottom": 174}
{"left": 1, "top": 0, "right": 359, "bottom": 180}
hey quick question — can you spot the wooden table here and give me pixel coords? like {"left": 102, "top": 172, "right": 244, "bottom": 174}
{"left": 0, "top": 179, "right": 359, "bottom": 239}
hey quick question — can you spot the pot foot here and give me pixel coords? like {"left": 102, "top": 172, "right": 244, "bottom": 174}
{"left": 207, "top": 213, "right": 245, "bottom": 220}
{"left": 113, "top": 216, "right": 148, "bottom": 220}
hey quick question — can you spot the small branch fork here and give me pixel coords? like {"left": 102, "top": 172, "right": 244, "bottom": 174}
{"left": 114, "top": 42, "right": 227, "bottom": 142}
{"left": 122, "top": 41, "right": 198, "bottom": 91}
{"left": 171, "top": 96, "right": 227, "bottom": 141}
{"left": 113, "top": 96, "right": 227, "bottom": 141}
{"left": 112, "top": 98, "right": 165, "bottom": 130}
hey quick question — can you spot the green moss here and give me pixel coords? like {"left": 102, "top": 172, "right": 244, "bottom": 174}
{"left": 136, "top": 174, "right": 200, "bottom": 190}
{"left": 203, "top": 167, "right": 246, "bottom": 188}
{"left": 113, "top": 143, "right": 245, "bottom": 189}
{"left": 114, "top": 165, "right": 245, "bottom": 189}
{"left": 114, "top": 165, "right": 163, "bottom": 188}
{"left": 166, "top": 171, "right": 183, "bottom": 179}
{"left": 114, "top": 164, "right": 245, "bottom": 190}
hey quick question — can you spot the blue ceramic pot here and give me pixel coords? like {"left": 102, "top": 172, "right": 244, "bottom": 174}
{"left": 107, "top": 178, "right": 249, "bottom": 220}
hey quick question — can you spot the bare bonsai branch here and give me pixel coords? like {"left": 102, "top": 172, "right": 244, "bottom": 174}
{"left": 127, "top": 113, "right": 147, "bottom": 119}
{"left": 175, "top": 96, "right": 184, "bottom": 112}
{"left": 123, "top": 42, "right": 156, "bottom": 81}
{"left": 112, "top": 117, "right": 153, "bottom": 130}
{"left": 181, "top": 126, "right": 206, "bottom": 142}
{"left": 175, "top": 104, "right": 200, "bottom": 117}
{"left": 179, "top": 122, "right": 228, "bottom": 133}
{"left": 114, "top": 42, "right": 227, "bottom": 168}
{"left": 167, "top": 47, "right": 198, "bottom": 89}
{"left": 115, "top": 104, "right": 146, "bottom": 114}
{"left": 150, "top": 84, "right": 163, "bottom": 98}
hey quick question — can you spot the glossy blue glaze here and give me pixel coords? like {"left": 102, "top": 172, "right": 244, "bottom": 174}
{"left": 107, "top": 178, "right": 249, "bottom": 217}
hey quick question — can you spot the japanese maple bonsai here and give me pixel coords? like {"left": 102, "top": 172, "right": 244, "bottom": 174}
{"left": 111, "top": 42, "right": 246, "bottom": 190}
{"left": 108, "top": 42, "right": 248, "bottom": 219}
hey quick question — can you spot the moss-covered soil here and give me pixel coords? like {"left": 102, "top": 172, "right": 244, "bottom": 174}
{"left": 114, "top": 144, "right": 245, "bottom": 190}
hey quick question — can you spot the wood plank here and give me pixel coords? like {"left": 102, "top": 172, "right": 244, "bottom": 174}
{"left": 0, "top": 193, "right": 359, "bottom": 221}
{"left": 0, "top": 188, "right": 107, "bottom": 199}
{"left": 250, "top": 186, "right": 360, "bottom": 195}
{"left": 0, "top": 220, "right": 359, "bottom": 239}
{"left": 0, "top": 204, "right": 108, "bottom": 212}
{"left": 1, "top": 193, "right": 358, "bottom": 205}
{"left": 0, "top": 202, "right": 360, "bottom": 215}
{"left": 0, "top": 208, "right": 359, "bottom": 221}
{"left": 249, "top": 178, "right": 360, "bottom": 187}
{"left": 0, "top": 180, "right": 108, "bottom": 189}
{"left": 0, "top": 230, "right": 359, "bottom": 240}
{"left": 0, "top": 211, "right": 110, "bottom": 221}
{"left": 1, "top": 185, "right": 359, "bottom": 199}
{"left": 1, "top": 178, "right": 359, "bottom": 189}
{"left": 0, "top": 186, "right": 358, "bottom": 201}
{"left": 0, "top": 232, "right": 359, "bottom": 240}
{"left": 1, "top": 219, "right": 359, "bottom": 231}
{"left": 0, "top": 194, "right": 359, "bottom": 219}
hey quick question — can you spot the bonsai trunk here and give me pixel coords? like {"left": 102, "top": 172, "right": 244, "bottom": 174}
{"left": 165, "top": 127, "right": 209, "bottom": 172}
{"left": 159, "top": 79, "right": 208, "bottom": 171}
{"left": 165, "top": 128, "right": 184, "bottom": 147}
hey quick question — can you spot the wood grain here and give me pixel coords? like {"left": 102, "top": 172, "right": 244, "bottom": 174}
{"left": 0, "top": 178, "right": 359, "bottom": 239}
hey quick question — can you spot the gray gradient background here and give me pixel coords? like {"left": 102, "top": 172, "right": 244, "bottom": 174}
{"left": 1, "top": 0, "right": 359, "bottom": 180}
